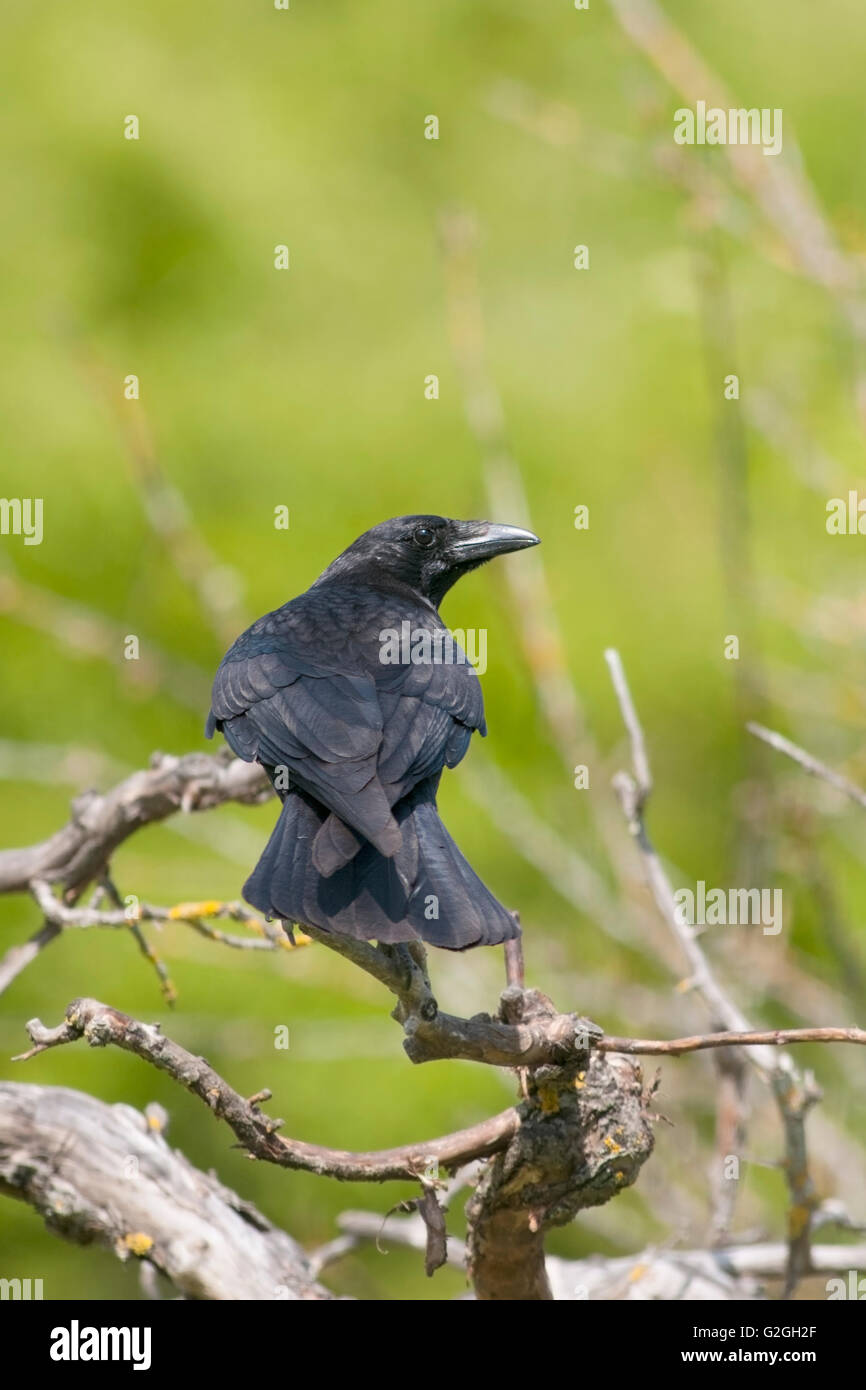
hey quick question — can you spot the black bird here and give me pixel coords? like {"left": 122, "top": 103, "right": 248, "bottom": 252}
{"left": 205, "top": 515, "right": 539, "bottom": 950}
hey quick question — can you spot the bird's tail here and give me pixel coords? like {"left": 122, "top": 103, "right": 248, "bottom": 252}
{"left": 243, "top": 780, "right": 519, "bottom": 951}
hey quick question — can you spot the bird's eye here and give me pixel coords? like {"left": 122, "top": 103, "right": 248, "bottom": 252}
{"left": 413, "top": 525, "right": 435, "bottom": 549}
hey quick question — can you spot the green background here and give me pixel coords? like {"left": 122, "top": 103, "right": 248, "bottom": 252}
{"left": 2, "top": 0, "right": 865, "bottom": 1300}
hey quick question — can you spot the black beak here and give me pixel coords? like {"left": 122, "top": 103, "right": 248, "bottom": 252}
{"left": 448, "top": 520, "right": 540, "bottom": 563}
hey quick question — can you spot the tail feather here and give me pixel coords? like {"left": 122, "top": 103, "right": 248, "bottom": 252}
{"left": 311, "top": 812, "right": 362, "bottom": 877}
{"left": 243, "top": 780, "right": 519, "bottom": 951}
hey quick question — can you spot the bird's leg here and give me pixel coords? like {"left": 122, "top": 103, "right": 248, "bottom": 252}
{"left": 383, "top": 942, "right": 438, "bottom": 1025}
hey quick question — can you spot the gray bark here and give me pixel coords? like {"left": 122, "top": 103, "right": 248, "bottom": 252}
{"left": 0, "top": 1081, "right": 333, "bottom": 1301}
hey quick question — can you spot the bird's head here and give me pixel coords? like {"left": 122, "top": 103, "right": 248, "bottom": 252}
{"left": 318, "top": 514, "right": 540, "bottom": 606}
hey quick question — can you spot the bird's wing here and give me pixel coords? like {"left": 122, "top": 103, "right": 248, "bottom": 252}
{"left": 303, "top": 640, "right": 487, "bottom": 878}
{"left": 373, "top": 639, "right": 487, "bottom": 798}
{"left": 206, "top": 619, "right": 401, "bottom": 857}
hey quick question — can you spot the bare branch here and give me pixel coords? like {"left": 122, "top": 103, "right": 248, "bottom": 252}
{"left": 30, "top": 879, "right": 299, "bottom": 952}
{"left": 14, "top": 998, "right": 520, "bottom": 1182}
{"left": 707, "top": 1047, "right": 748, "bottom": 1247}
{"left": 748, "top": 721, "right": 866, "bottom": 811}
{"left": 0, "top": 750, "right": 273, "bottom": 899}
{"left": 605, "top": 0, "right": 866, "bottom": 321}
{"left": 547, "top": 1239, "right": 866, "bottom": 1301}
{"left": 606, "top": 654, "right": 769, "bottom": 1065}
{"left": 605, "top": 648, "right": 825, "bottom": 1298}
{"left": 599, "top": 1028, "right": 866, "bottom": 1056}
{"left": 0, "top": 1081, "right": 333, "bottom": 1300}
{"left": 0, "top": 921, "right": 61, "bottom": 997}
{"left": 604, "top": 649, "right": 652, "bottom": 804}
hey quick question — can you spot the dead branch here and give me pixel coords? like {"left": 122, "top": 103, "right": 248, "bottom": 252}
{"left": 1, "top": 713, "right": 863, "bottom": 1300}
{"left": 30, "top": 879, "right": 296, "bottom": 951}
{"left": 599, "top": 1027, "right": 866, "bottom": 1055}
{"left": 0, "top": 750, "right": 273, "bottom": 899}
{"left": 605, "top": 0, "right": 865, "bottom": 320}
{"left": 14, "top": 998, "right": 520, "bottom": 1181}
{"left": 546, "top": 1238, "right": 866, "bottom": 1301}
{"left": 605, "top": 648, "right": 829, "bottom": 1298}
{"left": 748, "top": 721, "right": 866, "bottom": 811}
{"left": 338, "top": 1209, "right": 866, "bottom": 1300}
{"left": 0, "top": 751, "right": 275, "bottom": 996}
{"left": 0, "top": 1081, "right": 332, "bottom": 1300}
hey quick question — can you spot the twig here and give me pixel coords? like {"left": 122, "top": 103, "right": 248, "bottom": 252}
{"left": 0, "top": 921, "right": 61, "bottom": 997}
{"left": 605, "top": 648, "right": 824, "bottom": 1298}
{"left": 605, "top": 0, "right": 865, "bottom": 314}
{"left": 604, "top": 650, "right": 652, "bottom": 805}
{"left": 13, "top": 998, "right": 521, "bottom": 1182}
{"left": 547, "top": 1239, "right": 866, "bottom": 1301}
{"left": 98, "top": 876, "right": 177, "bottom": 1005}
{"left": 0, "top": 751, "right": 273, "bottom": 898}
{"left": 0, "top": 751, "right": 275, "bottom": 995}
{"left": 707, "top": 1046, "right": 748, "bottom": 1247}
{"left": 30, "top": 879, "right": 299, "bottom": 952}
{"left": 307, "top": 1234, "right": 361, "bottom": 1278}
{"left": 747, "top": 722, "right": 866, "bottom": 812}
{"left": 606, "top": 659, "right": 766, "bottom": 1059}
{"left": 599, "top": 1028, "right": 866, "bottom": 1056}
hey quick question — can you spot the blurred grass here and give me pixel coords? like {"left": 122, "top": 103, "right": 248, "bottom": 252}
{"left": 1, "top": 0, "right": 866, "bottom": 1299}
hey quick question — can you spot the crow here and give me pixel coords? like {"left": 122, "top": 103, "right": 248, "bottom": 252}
{"left": 205, "top": 515, "right": 539, "bottom": 950}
